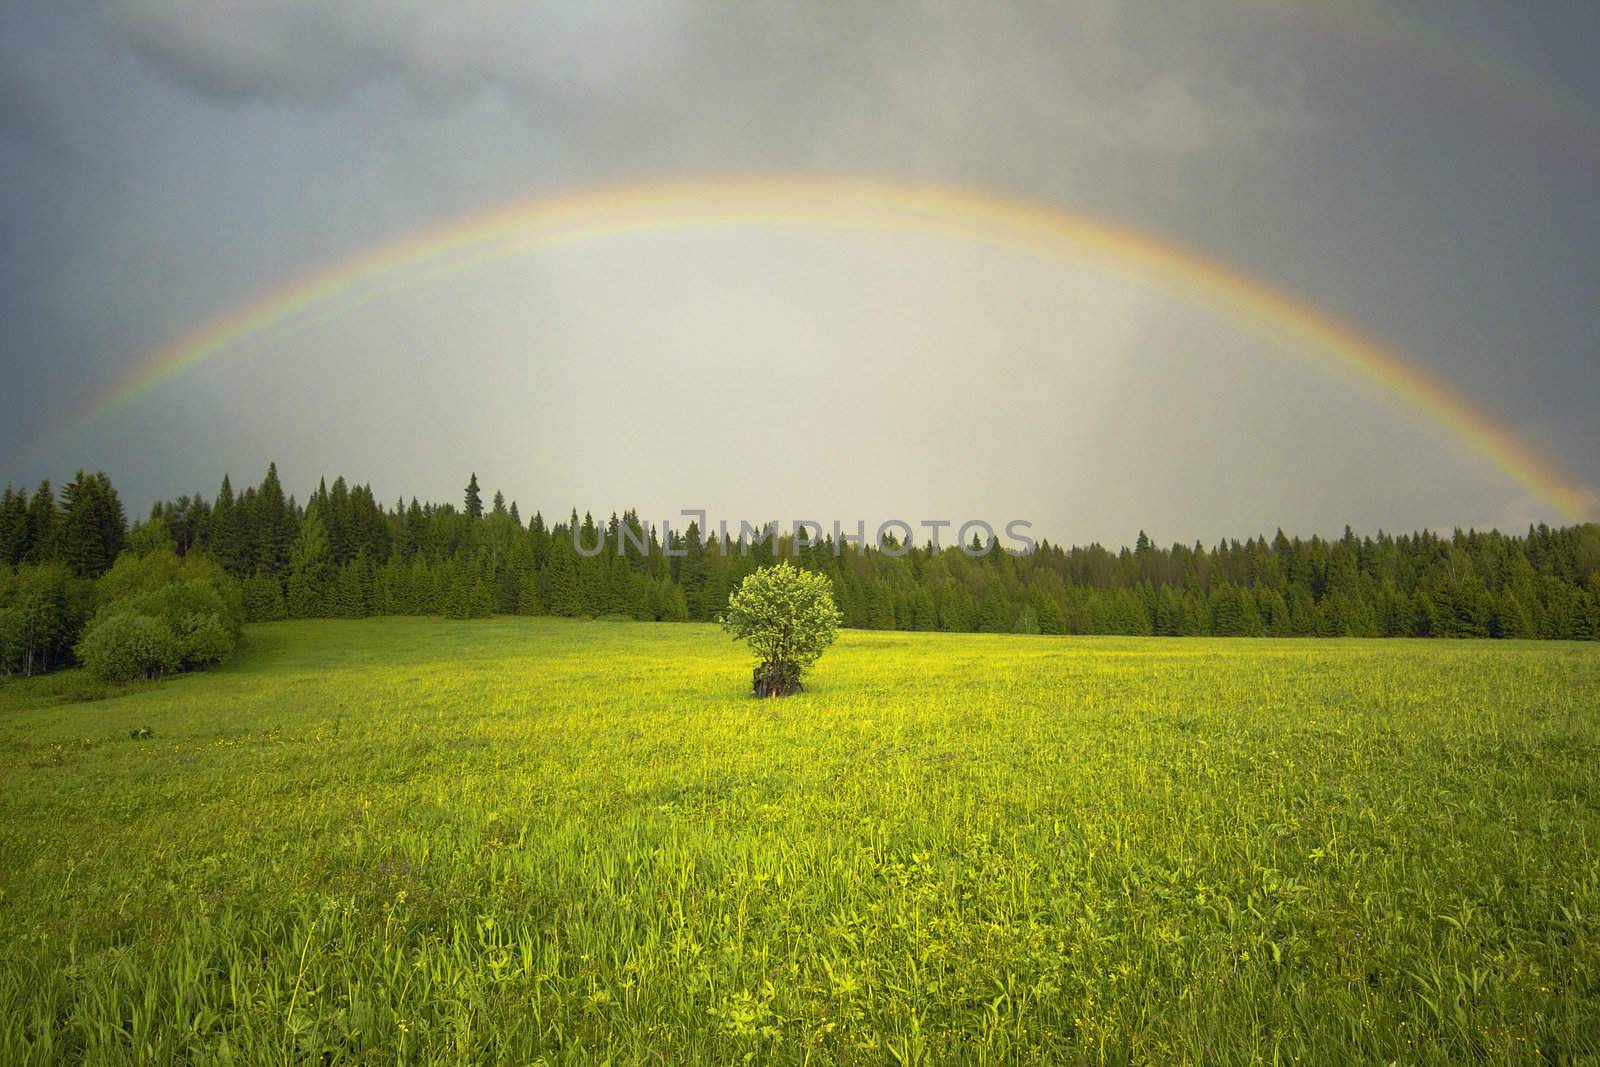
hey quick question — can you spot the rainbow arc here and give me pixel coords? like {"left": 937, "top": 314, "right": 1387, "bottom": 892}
{"left": 77, "top": 178, "right": 1593, "bottom": 522}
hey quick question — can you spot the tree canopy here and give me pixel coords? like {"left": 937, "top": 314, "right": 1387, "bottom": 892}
{"left": 5, "top": 462, "right": 1599, "bottom": 682}
{"left": 722, "top": 562, "right": 842, "bottom": 696}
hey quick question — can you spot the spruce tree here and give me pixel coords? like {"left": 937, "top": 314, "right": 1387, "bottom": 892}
{"left": 58, "top": 471, "right": 107, "bottom": 578}
{"left": 255, "top": 463, "right": 293, "bottom": 575}
{"left": 978, "top": 584, "right": 1010, "bottom": 632}
{"left": 464, "top": 473, "right": 483, "bottom": 519}
{"left": 24, "top": 480, "right": 58, "bottom": 563}
{"left": 660, "top": 577, "right": 689, "bottom": 622}
{"left": 327, "top": 477, "right": 352, "bottom": 565}
{"left": 243, "top": 571, "right": 287, "bottom": 621}
{"left": 210, "top": 475, "right": 245, "bottom": 575}
{"left": 55, "top": 470, "right": 125, "bottom": 579}
{"left": 332, "top": 558, "right": 365, "bottom": 618}
{"left": 0, "top": 486, "right": 29, "bottom": 565}
{"left": 286, "top": 508, "right": 334, "bottom": 618}
{"left": 543, "top": 538, "right": 582, "bottom": 617}
{"left": 517, "top": 569, "right": 544, "bottom": 615}
{"left": 528, "top": 511, "right": 550, "bottom": 571}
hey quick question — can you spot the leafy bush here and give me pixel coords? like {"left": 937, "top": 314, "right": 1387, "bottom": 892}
{"left": 121, "top": 578, "right": 244, "bottom": 641}
{"left": 95, "top": 550, "right": 243, "bottom": 631}
{"left": 721, "top": 562, "right": 842, "bottom": 697}
{"left": 75, "top": 613, "right": 179, "bottom": 682}
{"left": 76, "top": 549, "right": 244, "bottom": 682}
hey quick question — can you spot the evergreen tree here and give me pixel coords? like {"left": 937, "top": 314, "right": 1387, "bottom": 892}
{"left": 331, "top": 557, "right": 367, "bottom": 618}
{"left": 210, "top": 475, "right": 246, "bottom": 575}
{"left": 58, "top": 470, "right": 126, "bottom": 579}
{"left": 286, "top": 508, "right": 334, "bottom": 618}
{"left": 659, "top": 577, "right": 689, "bottom": 622}
{"left": 0, "top": 486, "right": 29, "bottom": 565}
{"left": 517, "top": 569, "right": 545, "bottom": 615}
{"left": 24, "top": 480, "right": 58, "bottom": 563}
{"left": 242, "top": 571, "right": 287, "bottom": 621}
{"left": 255, "top": 463, "right": 293, "bottom": 575}
{"left": 1035, "top": 593, "right": 1065, "bottom": 635}
{"left": 543, "top": 537, "right": 582, "bottom": 617}
{"left": 978, "top": 583, "right": 1010, "bottom": 632}
{"left": 464, "top": 473, "right": 483, "bottom": 519}
{"left": 14, "top": 458, "right": 1589, "bottom": 661}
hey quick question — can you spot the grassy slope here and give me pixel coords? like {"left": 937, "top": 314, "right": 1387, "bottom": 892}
{"left": 2, "top": 618, "right": 1598, "bottom": 1064}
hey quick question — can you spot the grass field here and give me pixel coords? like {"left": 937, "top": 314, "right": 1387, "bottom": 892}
{"left": 2, "top": 619, "right": 1598, "bottom": 1064}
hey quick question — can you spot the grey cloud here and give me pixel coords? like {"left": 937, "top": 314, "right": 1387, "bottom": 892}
{"left": 0, "top": 69, "right": 59, "bottom": 154}
{"left": 105, "top": 0, "right": 695, "bottom": 105}
{"left": 4, "top": 2, "right": 1595, "bottom": 528}
{"left": 103, "top": 0, "right": 1301, "bottom": 169}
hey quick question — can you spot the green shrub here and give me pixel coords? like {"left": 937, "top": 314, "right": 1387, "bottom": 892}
{"left": 721, "top": 562, "right": 842, "bottom": 697}
{"left": 170, "top": 612, "right": 235, "bottom": 669}
{"left": 76, "top": 551, "right": 244, "bottom": 682}
{"left": 75, "top": 613, "right": 179, "bottom": 682}
{"left": 96, "top": 550, "right": 242, "bottom": 630}
{"left": 119, "top": 578, "right": 244, "bottom": 639}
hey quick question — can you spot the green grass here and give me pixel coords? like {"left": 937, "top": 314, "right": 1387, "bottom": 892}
{"left": 2, "top": 618, "right": 1598, "bottom": 1064}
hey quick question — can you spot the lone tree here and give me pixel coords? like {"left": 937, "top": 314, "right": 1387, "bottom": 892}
{"left": 721, "top": 561, "right": 841, "bottom": 697}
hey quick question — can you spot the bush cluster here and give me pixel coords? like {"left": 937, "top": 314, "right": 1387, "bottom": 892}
{"left": 74, "top": 551, "right": 243, "bottom": 683}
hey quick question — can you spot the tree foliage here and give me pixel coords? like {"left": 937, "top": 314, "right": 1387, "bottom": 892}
{"left": 4, "top": 462, "right": 1599, "bottom": 684}
{"left": 74, "top": 548, "right": 243, "bottom": 682}
{"left": 721, "top": 562, "right": 842, "bottom": 696}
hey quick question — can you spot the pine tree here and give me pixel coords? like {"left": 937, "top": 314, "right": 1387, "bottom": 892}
{"left": 465, "top": 555, "right": 495, "bottom": 617}
{"left": 1493, "top": 590, "right": 1536, "bottom": 639}
{"left": 327, "top": 476, "right": 352, "bottom": 565}
{"left": 660, "top": 577, "right": 689, "bottom": 622}
{"left": 517, "top": 569, "right": 544, "bottom": 615}
{"left": 0, "top": 486, "right": 29, "bottom": 565}
{"left": 24, "top": 481, "right": 58, "bottom": 563}
{"left": 60, "top": 459, "right": 1600, "bottom": 649}
{"left": 243, "top": 571, "right": 287, "bottom": 621}
{"left": 210, "top": 475, "right": 246, "bottom": 575}
{"left": 332, "top": 559, "right": 366, "bottom": 618}
{"left": 543, "top": 538, "right": 582, "bottom": 617}
{"left": 286, "top": 508, "right": 334, "bottom": 618}
{"left": 575, "top": 512, "right": 605, "bottom": 614}
{"left": 406, "top": 554, "right": 433, "bottom": 614}
{"left": 57, "top": 470, "right": 126, "bottom": 579}
{"left": 464, "top": 473, "right": 483, "bottom": 519}
{"left": 1035, "top": 593, "right": 1065, "bottom": 635}
{"left": 867, "top": 578, "right": 896, "bottom": 629}
{"left": 528, "top": 511, "right": 550, "bottom": 571}
{"left": 255, "top": 463, "right": 293, "bottom": 575}
{"left": 978, "top": 584, "right": 1010, "bottom": 632}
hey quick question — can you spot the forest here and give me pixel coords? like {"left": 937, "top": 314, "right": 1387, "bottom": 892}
{"left": 3, "top": 462, "right": 1598, "bottom": 678}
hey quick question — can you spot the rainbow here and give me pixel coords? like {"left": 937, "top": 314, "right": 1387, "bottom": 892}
{"left": 83, "top": 177, "right": 1593, "bottom": 521}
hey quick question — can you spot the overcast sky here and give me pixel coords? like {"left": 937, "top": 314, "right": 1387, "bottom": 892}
{"left": 2, "top": 1, "right": 1595, "bottom": 545}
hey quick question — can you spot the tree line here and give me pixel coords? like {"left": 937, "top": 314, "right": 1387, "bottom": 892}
{"left": 3, "top": 463, "right": 1598, "bottom": 676}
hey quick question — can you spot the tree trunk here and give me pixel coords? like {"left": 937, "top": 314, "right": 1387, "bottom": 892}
{"left": 752, "top": 660, "right": 803, "bottom": 698}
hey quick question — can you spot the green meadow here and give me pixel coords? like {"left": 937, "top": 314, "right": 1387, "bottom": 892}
{"left": 2, "top": 618, "right": 1598, "bottom": 1064}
